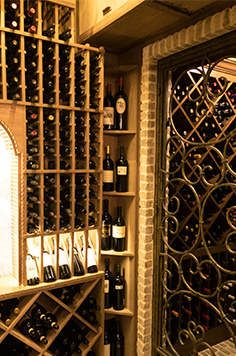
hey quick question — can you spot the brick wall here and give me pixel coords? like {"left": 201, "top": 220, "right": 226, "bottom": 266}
{"left": 138, "top": 5, "right": 236, "bottom": 355}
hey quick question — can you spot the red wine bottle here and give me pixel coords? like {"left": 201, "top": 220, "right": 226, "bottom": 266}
{"left": 115, "top": 76, "right": 128, "bottom": 130}
{"left": 116, "top": 146, "right": 128, "bottom": 192}
{"left": 104, "top": 83, "right": 115, "bottom": 130}
{"left": 103, "top": 146, "right": 114, "bottom": 191}
{"left": 112, "top": 206, "right": 125, "bottom": 251}
{"left": 115, "top": 321, "right": 124, "bottom": 356}
{"left": 104, "top": 258, "right": 113, "bottom": 309}
{"left": 102, "top": 199, "right": 112, "bottom": 250}
{"left": 113, "top": 265, "right": 125, "bottom": 310}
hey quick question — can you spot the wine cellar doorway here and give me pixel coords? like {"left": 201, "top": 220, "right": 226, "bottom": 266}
{"left": 153, "top": 31, "right": 236, "bottom": 356}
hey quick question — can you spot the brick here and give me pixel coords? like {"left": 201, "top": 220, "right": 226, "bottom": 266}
{"left": 138, "top": 259, "right": 153, "bottom": 269}
{"left": 137, "top": 315, "right": 152, "bottom": 328}
{"left": 138, "top": 323, "right": 152, "bottom": 336}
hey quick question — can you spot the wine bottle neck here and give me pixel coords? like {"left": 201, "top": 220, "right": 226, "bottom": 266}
{"left": 103, "top": 199, "right": 109, "bottom": 213}
{"left": 105, "top": 258, "right": 110, "bottom": 270}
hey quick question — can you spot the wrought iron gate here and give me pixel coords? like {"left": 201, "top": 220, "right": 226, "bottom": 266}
{"left": 155, "top": 55, "right": 236, "bottom": 355}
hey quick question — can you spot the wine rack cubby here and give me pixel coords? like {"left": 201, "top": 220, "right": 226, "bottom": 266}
{"left": 0, "top": 273, "right": 104, "bottom": 356}
{"left": 161, "top": 56, "right": 236, "bottom": 354}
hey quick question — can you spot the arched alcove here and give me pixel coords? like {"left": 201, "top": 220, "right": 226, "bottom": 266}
{"left": 0, "top": 122, "right": 21, "bottom": 283}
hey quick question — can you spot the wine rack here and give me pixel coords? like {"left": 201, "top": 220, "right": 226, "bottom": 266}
{"left": 160, "top": 56, "right": 236, "bottom": 354}
{"left": 0, "top": 0, "right": 105, "bottom": 355}
{"left": 0, "top": 273, "right": 104, "bottom": 355}
{"left": 102, "top": 65, "right": 139, "bottom": 355}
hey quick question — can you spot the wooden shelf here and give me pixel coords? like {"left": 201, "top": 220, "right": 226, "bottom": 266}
{"left": 104, "top": 307, "right": 134, "bottom": 317}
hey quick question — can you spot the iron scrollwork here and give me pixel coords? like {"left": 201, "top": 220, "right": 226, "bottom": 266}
{"left": 159, "top": 56, "right": 236, "bottom": 355}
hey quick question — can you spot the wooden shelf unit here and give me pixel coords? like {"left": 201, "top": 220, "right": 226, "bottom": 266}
{"left": 0, "top": 1, "right": 105, "bottom": 355}
{"left": 102, "top": 64, "right": 140, "bottom": 355}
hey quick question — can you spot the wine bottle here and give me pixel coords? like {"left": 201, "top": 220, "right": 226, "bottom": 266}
{"left": 20, "top": 318, "right": 37, "bottom": 340}
{"left": 31, "top": 304, "right": 47, "bottom": 322}
{"left": 104, "top": 258, "right": 113, "bottom": 309}
{"left": 0, "top": 303, "right": 11, "bottom": 326}
{"left": 116, "top": 146, "right": 128, "bottom": 192}
{"left": 102, "top": 199, "right": 112, "bottom": 250}
{"left": 112, "top": 206, "right": 126, "bottom": 251}
{"left": 59, "top": 29, "right": 72, "bottom": 41}
{"left": 81, "top": 239, "right": 98, "bottom": 273}
{"left": 44, "top": 312, "right": 59, "bottom": 330}
{"left": 73, "top": 246, "right": 85, "bottom": 276}
{"left": 27, "top": 144, "right": 38, "bottom": 156}
{"left": 27, "top": 205, "right": 39, "bottom": 219}
{"left": 60, "top": 145, "right": 71, "bottom": 156}
{"left": 115, "top": 321, "right": 124, "bottom": 356}
{"left": 115, "top": 76, "right": 128, "bottom": 130}
{"left": 43, "top": 250, "right": 56, "bottom": 282}
{"left": 27, "top": 160, "right": 39, "bottom": 170}
{"left": 113, "top": 265, "right": 125, "bottom": 310}
{"left": 57, "top": 246, "right": 71, "bottom": 279}
{"left": 44, "top": 219, "right": 55, "bottom": 233}
{"left": 60, "top": 130, "right": 70, "bottom": 141}
{"left": 44, "top": 145, "right": 56, "bottom": 156}
{"left": 26, "top": 253, "right": 40, "bottom": 285}
{"left": 44, "top": 174, "right": 55, "bottom": 186}
{"left": 27, "top": 221, "right": 38, "bottom": 234}
{"left": 104, "top": 83, "right": 115, "bottom": 130}
{"left": 75, "top": 217, "right": 85, "bottom": 229}
{"left": 75, "top": 187, "right": 87, "bottom": 200}
{"left": 104, "top": 320, "right": 111, "bottom": 356}
{"left": 75, "top": 203, "right": 86, "bottom": 215}
{"left": 42, "top": 26, "right": 55, "bottom": 37}
{"left": 27, "top": 191, "right": 38, "bottom": 203}
{"left": 103, "top": 146, "right": 114, "bottom": 191}
{"left": 34, "top": 323, "right": 48, "bottom": 344}
{"left": 60, "top": 174, "right": 71, "bottom": 186}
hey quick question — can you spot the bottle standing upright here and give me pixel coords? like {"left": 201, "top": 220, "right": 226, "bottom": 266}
{"left": 104, "top": 258, "right": 113, "bottom": 309}
{"left": 113, "top": 264, "right": 125, "bottom": 310}
{"left": 114, "top": 76, "right": 128, "bottom": 130}
{"left": 112, "top": 206, "right": 126, "bottom": 252}
{"left": 103, "top": 146, "right": 114, "bottom": 191}
{"left": 102, "top": 199, "right": 112, "bottom": 250}
{"left": 116, "top": 146, "right": 128, "bottom": 192}
{"left": 104, "top": 83, "right": 115, "bottom": 130}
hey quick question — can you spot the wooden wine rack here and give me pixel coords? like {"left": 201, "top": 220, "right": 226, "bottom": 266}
{"left": 102, "top": 64, "right": 139, "bottom": 355}
{"left": 0, "top": 0, "right": 105, "bottom": 354}
{"left": 0, "top": 273, "right": 104, "bottom": 355}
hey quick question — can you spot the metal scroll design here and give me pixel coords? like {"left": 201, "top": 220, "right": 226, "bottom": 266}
{"left": 159, "top": 56, "right": 236, "bottom": 355}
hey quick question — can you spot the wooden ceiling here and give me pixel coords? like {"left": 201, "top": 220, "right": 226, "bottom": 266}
{"left": 77, "top": 0, "right": 236, "bottom": 54}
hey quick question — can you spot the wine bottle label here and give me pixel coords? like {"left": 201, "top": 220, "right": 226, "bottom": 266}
{"left": 104, "top": 280, "right": 109, "bottom": 293}
{"left": 43, "top": 252, "right": 53, "bottom": 267}
{"left": 116, "top": 98, "right": 126, "bottom": 114}
{"left": 117, "top": 166, "right": 127, "bottom": 175}
{"left": 59, "top": 248, "right": 68, "bottom": 266}
{"left": 103, "top": 170, "right": 114, "bottom": 183}
{"left": 87, "top": 248, "right": 97, "bottom": 268}
{"left": 104, "top": 344, "right": 111, "bottom": 356}
{"left": 26, "top": 255, "right": 39, "bottom": 279}
{"left": 115, "top": 285, "right": 123, "bottom": 290}
{"left": 112, "top": 225, "right": 125, "bottom": 238}
{"left": 102, "top": 223, "right": 112, "bottom": 237}
{"left": 104, "top": 107, "right": 114, "bottom": 125}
